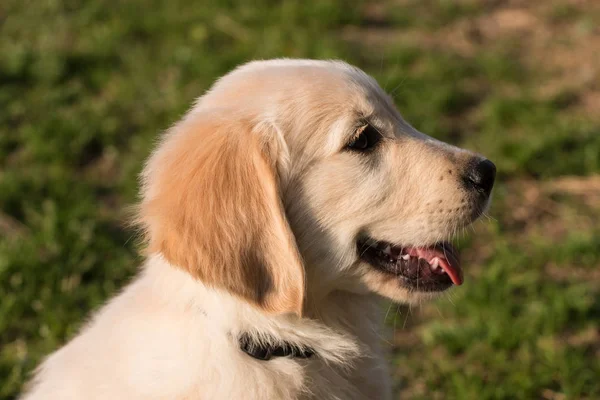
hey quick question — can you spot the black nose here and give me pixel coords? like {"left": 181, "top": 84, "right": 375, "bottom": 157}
{"left": 463, "top": 158, "right": 496, "bottom": 195}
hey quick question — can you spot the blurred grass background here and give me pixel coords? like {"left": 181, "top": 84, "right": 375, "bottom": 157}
{"left": 1, "top": 0, "right": 599, "bottom": 399}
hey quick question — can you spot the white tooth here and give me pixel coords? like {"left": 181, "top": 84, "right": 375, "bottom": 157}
{"left": 401, "top": 254, "right": 410, "bottom": 261}
{"left": 430, "top": 257, "right": 440, "bottom": 271}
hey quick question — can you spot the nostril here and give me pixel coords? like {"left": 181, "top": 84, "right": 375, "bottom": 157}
{"left": 463, "top": 158, "right": 496, "bottom": 195}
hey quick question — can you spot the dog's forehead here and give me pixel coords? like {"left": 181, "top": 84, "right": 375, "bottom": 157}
{"left": 210, "top": 59, "right": 386, "bottom": 109}
{"left": 201, "top": 60, "right": 412, "bottom": 152}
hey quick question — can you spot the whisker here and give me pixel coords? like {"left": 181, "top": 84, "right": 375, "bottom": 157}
{"left": 442, "top": 243, "right": 449, "bottom": 264}
{"left": 393, "top": 303, "right": 401, "bottom": 334}
{"left": 389, "top": 75, "right": 408, "bottom": 99}
{"left": 384, "top": 300, "right": 394, "bottom": 324}
{"left": 359, "top": 240, "right": 376, "bottom": 258}
{"left": 123, "top": 234, "right": 136, "bottom": 247}
{"left": 402, "top": 303, "right": 412, "bottom": 330}
{"left": 445, "top": 291, "right": 456, "bottom": 307}
{"left": 482, "top": 211, "right": 497, "bottom": 222}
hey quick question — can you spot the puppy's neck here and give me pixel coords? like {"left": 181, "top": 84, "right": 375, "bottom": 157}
{"left": 140, "top": 254, "right": 363, "bottom": 365}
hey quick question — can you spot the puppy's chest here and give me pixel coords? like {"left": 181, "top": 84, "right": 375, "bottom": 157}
{"left": 230, "top": 356, "right": 386, "bottom": 400}
{"left": 211, "top": 327, "right": 389, "bottom": 399}
{"left": 229, "top": 329, "right": 391, "bottom": 399}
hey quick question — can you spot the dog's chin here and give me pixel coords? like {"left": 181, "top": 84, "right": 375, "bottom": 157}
{"left": 356, "top": 236, "right": 463, "bottom": 303}
{"left": 361, "top": 271, "right": 444, "bottom": 304}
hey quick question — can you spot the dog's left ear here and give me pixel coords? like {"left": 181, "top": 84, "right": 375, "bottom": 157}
{"left": 137, "top": 110, "right": 305, "bottom": 316}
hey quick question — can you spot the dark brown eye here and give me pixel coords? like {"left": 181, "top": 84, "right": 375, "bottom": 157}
{"left": 347, "top": 124, "right": 381, "bottom": 151}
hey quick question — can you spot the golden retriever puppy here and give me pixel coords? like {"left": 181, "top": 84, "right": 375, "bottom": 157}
{"left": 22, "top": 59, "right": 495, "bottom": 400}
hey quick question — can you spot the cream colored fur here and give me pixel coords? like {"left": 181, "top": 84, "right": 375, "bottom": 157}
{"left": 22, "top": 59, "right": 487, "bottom": 400}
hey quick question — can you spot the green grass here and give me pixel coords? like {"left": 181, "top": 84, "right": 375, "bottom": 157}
{"left": 1, "top": 1, "right": 599, "bottom": 399}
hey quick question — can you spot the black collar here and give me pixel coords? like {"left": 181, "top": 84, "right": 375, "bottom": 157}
{"left": 238, "top": 333, "right": 315, "bottom": 361}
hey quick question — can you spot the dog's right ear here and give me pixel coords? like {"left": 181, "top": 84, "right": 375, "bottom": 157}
{"left": 136, "top": 110, "right": 306, "bottom": 317}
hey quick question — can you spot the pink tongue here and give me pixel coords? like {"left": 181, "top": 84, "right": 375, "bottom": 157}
{"left": 405, "top": 245, "right": 463, "bottom": 286}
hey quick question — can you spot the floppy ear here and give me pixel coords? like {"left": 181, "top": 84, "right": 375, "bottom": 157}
{"left": 138, "top": 110, "right": 305, "bottom": 316}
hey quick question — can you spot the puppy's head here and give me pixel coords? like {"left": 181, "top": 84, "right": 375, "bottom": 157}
{"left": 138, "top": 59, "right": 496, "bottom": 315}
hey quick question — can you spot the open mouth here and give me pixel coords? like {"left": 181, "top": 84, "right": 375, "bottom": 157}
{"left": 357, "top": 238, "right": 462, "bottom": 292}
